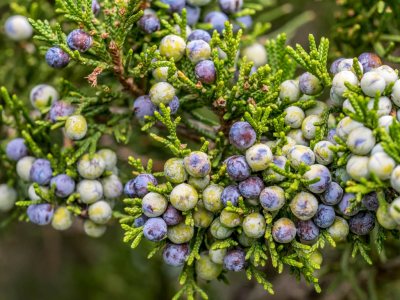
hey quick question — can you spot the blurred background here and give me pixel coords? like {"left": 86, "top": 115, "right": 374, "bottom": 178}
{"left": 1, "top": 0, "right": 400, "bottom": 299}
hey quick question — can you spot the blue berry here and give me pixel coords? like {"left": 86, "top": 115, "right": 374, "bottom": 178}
{"left": 362, "top": 192, "right": 379, "bottom": 211}
{"left": 184, "top": 151, "right": 211, "bottom": 178}
{"left": 163, "top": 243, "right": 189, "bottom": 267}
{"left": 67, "top": 29, "right": 92, "bottom": 52}
{"left": 221, "top": 185, "right": 241, "bottom": 206}
{"left": 133, "top": 95, "right": 156, "bottom": 121}
{"left": 330, "top": 58, "right": 344, "bottom": 74}
{"left": 91, "top": 0, "right": 100, "bottom": 15}
{"left": 124, "top": 179, "right": 136, "bottom": 197}
{"left": 321, "top": 182, "right": 343, "bottom": 205}
{"left": 303, "top": 164, "right": 332, "bottom": 194}
{"left": 234, "top": 15, "right": 253, "bottom": 32}
{"left": 313, "top": 204, "right": 335, "bottom": 228}
{"left": 186, "top": 5, "right": 201, "bottom": 26}
{"left": 338, "top": 193, "right": 360, "bottom": 216}
{"left": 133, "top": 174, "right": 158, "bottom": 197}
{"left": 225, "top": 155, "right": 251, "bottom": 181}
{"left": 138, "top": 14, "right": 160, "bottom": 34}
{"left": 204, "top": 11, "right": 229, "bottom": 34}
{"left": 296, "top": 220, "right": 319, "bottom": 242}
{"left": 238, "top": 176, "right": 264, "bottom": 199}
{"left": 349, "top": 211, "right": 375, "bottom": 235}
{"left": 6, "top": 138, "right": 28, "bottom": 161}
{"left": 143, "top": 217, "right": 167, "bottom": 241}
{"left": 223, "top": 248, "right": 246, "bottom": 272}
{"left": 195, "top": 60, "right": 216, "bottom": 84}
{"left": 299, "top": 72, "right": 323, "bottom": 95}
{"left": 161, "top": 0, "right": 185, "bottom": 12}
{"left": 260, "top": 186, "right": 285, "bottom": 211}
{"left": 133, "top": 214, "right": 149, "bottom": 227}
{"left": 272, "top": 217, "right": 296, "bottom": 243}
{"left": 162, "top": 204, "right": 184, "bottom": 226}
{"left": 45, "top": 47, "right": 70, "bottom": 68}
{"left": 166, "top": 96, "right": 180, "bottom": 114}
{"left": 49, "top": 101, "right": 75, "bottom": 122}
{"left": 50, "top": 174, "right": 75, "bottom": 198}
{"left": 219, "top": 0, "right": 243, "bottom": 14}
{"left": 187, "top": 29, "right": 211, "bottom": 43}
{"left": 229, "top": 121, "right": 256, "bottom": 151}
{"left": 327, "top": 129, "right": 337, "bottom": 144}
{"left": 27, "top": 204, "right": 54, "bottom": 225}
{"left": 30, "top": 159, "right": 53, "bottom": 185}
{"left": 265, "top": 156, "right": 287, "bottom": 182}
{"left": 358, "top": 53, "right": 382, "bottom": 73}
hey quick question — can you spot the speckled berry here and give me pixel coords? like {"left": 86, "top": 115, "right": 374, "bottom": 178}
{"left": 242, "top": 43, "right": 267, "bottom": 67}
{"left": 219, "top": 0, "right": 243, "bottom": 14}
{"left": 337, "top": 58, "right": 363, "bottom": 74}
{"left": 142, "top": 192, "right": 168, "bottom": 217}
{"left": 338, "top": 193, "right": 360, "bottom": 217}
{"left": 265, "top": 156, "right": 287, "bottom": 182}
{"left": 184, "top": 151, "right": 211, "bottom": 178}
{"left": 220, "top": 209, "right": 241, "bottom": 228}
{"left": 133, "top": 174, "right": 157, "bottom": 198}
{"left": 303, "top": 164, "right": 332, "bottom": 194}
{"left": 195, "top": 60, "right": 216, "bottom": 84}
{"left": 287, "top": 145, "right": 315, "bottom": 169}
{"left": 299, "top": 72, "right": 323, "bottom": 95}
{"left": 209, "top": 247, "right": 227, "bottom": 264}
{"left": 164, "top": 158, "right": 187, "bottom": 184}
{"left": 260, "top": 186, "right": 285, "bottom": 212}
{"left": 186, "top": 5, "right": 201, "bottom": 26}
{"left": 143, "top": 217, "right": 167, "bottom": 242}
{"left": 368, "top": 96, "right": 392, "bottom": 117}
{"left": 327, "top": 217, "right": 349, "bottom": 242}
{"left": 77, "top": 179, "right": 103, "bottom": 204}
{"left": 223, "top": 248, "right": 246, "bottom": 272}
{"left": 284, "top": 106, "right": 305, "bottom": 128}
{"left": 229, "top": 121, "right": 256, "bottom": 151}
{"left": 167, "top": 222, "right": 194, "bottom": 244}
{"left": 362, "top": 192, "right": 378, "bottom": 211}
{"left": 242, "top": 212, "right": 265, "bottom": 238}
{"left": 272, "top": 217, "right": 296, "bottom": 243}
{"left": 196, "top": 253, "right": 222, "bottom": 280}
{"left": 6, "top": 138, "right": 28, "bottom": 161}
{"left": 149, "top": 82, "right": 176, "bottom": 105}
{"left": 238, "top": 176, "right": 264, "bottom": 199}
{"left": 50, "top": 174, "right": 75, "bottom": 198}
{"left": 358, "top": 53, "right": 382, "bottom": 72}
{"left": 65, "top": 115, "right": 88, "bottom": 140}
{"left": 290, "top": 192, "right": 318, "bottom": 220}
{"left": 27, "top": 204, "right": 54, "bottom": 225}
{"left": 28, "top": 184, "right": 49, "bottom": 201}
{"left": 30, "top": 84, "right": 58, "bottom": 109}
{"left": 193, "top": 203, "right": 214, "bottom": 228}
{"left": 77, "top": 153, "right": 105, "bottom": 179}
{"left": 346, "top": 155, "right": 370, "bottom": 181}
{"left": 245, "top": 143, "right": 272, "bottom": 172}
{"left": 313, "top": 204, "right": 335, "bottom": 228}
{"left": 322, "top": 182, "right": 343, "bottom": 206}
{"left": 375, "top": 65, "right": 398, "bottom": 85}
{"left": 368, "top": 152, "right": 395, "bottom": 180}
{"left": 376, "top": 205, "right": 397, "bottom": 229}
{"left": 202, "top": 184, "right": 224, "bottom": 213}
{"left": 332, "top": 71, "right": 358, "bottom": 97}
{"left": 170, "top": 183, "right": 198, "bottom": 211}
{"left": 163, "top": 243, "right": 189, "bottom": 267}
{"left": 49, "top": 101, "right": 75, "bottom": 122}
{"left": 88, "top": 200, "right": 112, "bottom": 224}
{"left": 330, "top": 58, "right": 344, "bottom": 74}
{"left": 336, "top": 116, "right": 363, "bottom": 141}
{"left": 360, "top": 71, "right": 386, "bottom": 97}
{"left": 45, "top": 47, "right": 70, "bottom": 68}
{"left": 297, "top": 220, "right": 319, "bottom": 242}
{"left": 159, "top": 34, "right": 186, "bottom": 62}
{"left": 279, "top": 80, "right": 300, "bottom": 103}
{"left": 188, "top": 176, "right": 210, "bottom": 191}
{"left": 30, "top": 159, "right": 53, "bottom": 185}
{"left": 210, "top": 218, "right": 234, "bottom": 239}
{"left": 221, "top": 185, "right": 241, "bottom": 207}
{"left": 51, "top": 206, "right": 73, "bottom": 231}
{"left": 67, "top": 29, "right": 92, "bottom": 52}
{"left": 162, "top": 204, "right": 183, "bottom": 226}
{"left": 186, "top": 40, "right": 211, "bottom": 63}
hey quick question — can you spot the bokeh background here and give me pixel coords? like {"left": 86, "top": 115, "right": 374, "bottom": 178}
{"left": 1, "top": 0, "right": 400, "bottom": 299}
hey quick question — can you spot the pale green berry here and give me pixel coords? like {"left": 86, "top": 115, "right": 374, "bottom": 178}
{"left": 367, "top": 96, "right": 392, "bottom": 117}
{"left": 378, "top": 115, "right": 394, "bottom": 132}
{"left": 264, "top": 156, "right": 287, "bottom": 182}
{"left": 360, "top": 71, "right": 386, "bottom": 97}
{"left": 389, "top": 198, "right": 400, "bottom": 225}
{"left": 202, "top": 184, "right": 224, "bottom": 213}
{"left": 167, "top": 222, "right": 194, "bottom": 244}
{"left": 237, "top": 230, "right": 255, "bottom": 247}
{"left": 28, "top": 184, "right": 49, "bottom": 201}
{"left": 242, "top": 212, "right": 266, "bottom": 238}
{"left": 284, "top": 106, "right": 305, "bottom": 128}
{"left": 313, "top": 141, "right": 335, "bottom": 165}
{"left": 245, "top": 143, "right": 273, "bottom": 171}
{"left": 336, "top": 116, "right": 363, "bottom": 141}
{"left": 159, "top": 34, "right": 186, "bottom": 61}
{"left": 170, "top": 183, "right": 198, "bottom": 211}
{"left": 65, "top": 115, "right": 87, "bottom": 140}
{"left": 188, "top": 175, "right": 210, "bottom": 191}
{"left": 101, "top": 175, "right": 123, "bottom": 199}
{"left": 195, "top": 253, "right": 222, "bottom": 281}
{"left": 375, "top": 65, "right": 398, "bottom": 85}
{"left": 152, "top": 66, "right": 177, "bottom": 82}
{"left": 51, "top": 206, "right": 73, "bottom": 230}
{"left": 220, "top": 209, "right": 242, "bottom": 228}
{"left": 97, "top": 149, "right": 117, "bottom": 171}
{"left": 376, "top": 205, "right": 397, "bottom": 230}
{"left": 30, "top": 84, "right": 58, "bottom": 109}
{"left": 242, "top": 43, "right": 267, "bottom": 67}
{"left": 210, "top": 218, "right": 234, "bottom": 239}
{"left": 327, "top": 217, "right": 349, "bottom": 242}
{"left": 391, "top": 79, "right": 400, "bottom": 106}
{"left": 142, "top": 192, "right": 168, "bottom": 217}
{"left": 332, "top": 71, "right": 358, "bottom": 97}
{"left": 193, "top": 203, "right": 214, "bottom": 228}
{"left": 368, "top": 152, "right": 395, "bottom": 180}
{"left": 391, "top": 166, "right": 400, "bottom": 192}
{"left": 346, "top": 155, "right": 370, "bottom": 181}
{"left": 281, "top": 137, "right": 296, "bottom": 156}
{"left": 209, "top": 247, "right": 227, "bottom": 264}
{"left": 337, "top": 58, "right": 363, "bottom": 74}
{"left": 302, "top": 115, "right": 321, "bottom": 140}
{"left": 371, "top": 143, "right": 384, "bottom": 155}
{"left": 310, "top": 250, "right": 323, "bottom": 267}
{"left": 88, "top": 200, "right": 112, "bottom": 224}
{"left": 305, "top": 101, "right": 328, "bottom": 116}
{"left": 84, "top": 219, "right": 107, "bottom": 238}
{"left": 77, "top": 153, "right": 106, "bottom": 179}
{"left": 290, "top": 192, "right": 318, "bottom": 220}
{"left": 279, "top": 80, "right": 300, "bottom": 102}
{"left": 347, "top": 126, "right": 375, "bottom": 155}
{"left": 342, "top": 99, "right": 355, "bottom": 113}
{"left": 164, "top": 158, "right": 187, "bottom": 184}
{"left": 287, "top": 145, "right": 315, "bottom": 169}
{"left": 16, "top": 156, "right": 35, "bottom": 181}
{"left": 77, "top": 179, "right": 103, "bottom": 204}
{"left": 287, "top": 129, "right": 308, "bottom": 146}
{"left": 149, "top": 82, "right": 176, "bottom": 105}
{"left": 0, "top": 184, "right": 17, "bottom": 212}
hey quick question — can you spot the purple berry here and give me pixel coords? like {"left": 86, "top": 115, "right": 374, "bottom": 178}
{"left": 299, "top": 72, "right": 323, "bottom": 95}
{"left": 204, "top": 11, "right": 229, "bottom": 34}
{"left": 27, "top": 204, "right": 54, "bottom": 225}
{"left": 133, "top": 174, "right": 158, "bottom": 197}
{"left": 327, "top": 128, "right": 337, "bottom": 144}
{"left": 313, "top": 204, "right": 335, "bottom": 228}
{"left": 186, "top": 5, "right": 201, "bottom": 26}
{"left": 30, "top": 159, "right": 53, "bottom": 185}
{"left": 45, "top": 47, "right": 70, "bottom": 68}
{"left": 330, "top": 58, "right": 344, "bottom": 74}
{"left": 184, "top": 151, "right": 211, "bottom": 178}
{"left": 133, "top": 95, "right": 156, "bottom": 121}
{"left": 133, "top": 214, "right": 149, "bottom": 227}
{"left": 167, "top": 96, "right": 180, "bottom": 114}
{"left": 296, "top": 220, "right": 319, "bottom": 241}
{"left": 138, "top": 14, "right": 160, "bottom": 34}
{"left": 322, "top": 182, "right": 343, "bottom": 205}
{"left": 161, "top": 0, "right": 185, "bottom": 13}
{"left": 234, "top": 15, "right": 253, "bottom": 32}
{"left": 226, "top": 155, "right": 251, "bottom": 181}
{"left": 358, "top": 53, "right": 382, "bottom": 73}
{"left": 272, "top": 217, "right": 296, "bottom": 243}
{"left": 49, "top": 101, "right": 75, "bottom": 122}
{"left": 67, "top": 29, "right": 93, "bottom": 52}
{"left": 349, "top": 211, "right": 375, "bottom": 235}
{"left": 219, "top": 0, "right": 243, "bottom": 14}
{"left": 195, "top": 60, "right": 216, "bottom": 84}
{"left": 221, "top": 185, "right": 241, "bottom": 206}
{"left": 143, "top": 217, "right": 167, "bottom": 241}
{"left": 163, "top": 243, "right": 190, "bottom": 266}
{"left": 188, "top": 29, "right": 211, "bottom": 43}
{"left": 303, "top": 164, "right": 332, "bottom": 194}
{"left": 162, "top": 204, "right": 184, "bottom": 226}
{"left": 124, "top": 179, "right": 136, "bottom": 197}
{"left": 338, "top": 193, "right": 360, "bottom": 216}
{"left": 91, "top": 0, "right": 101, "bottom": 15}
{"left": 259, "top": 186, "right": 285, "bottom": 211}
{"left": 238, "top": 176, "right": 264, "bottom": 199}
{"left": 50, "top": 174, "right": 75, "bottom": 198}
{"left": 229, "top": 121, "right": 256, "bottom": 151}
{"left": 223, "top": 248, "right": 246, "bottom": 272}
{"left": 6, "top": 138, "right": 28, "bottom": 161}
{"left": 362, "top": 192, "right": 379, "bottom": 211}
